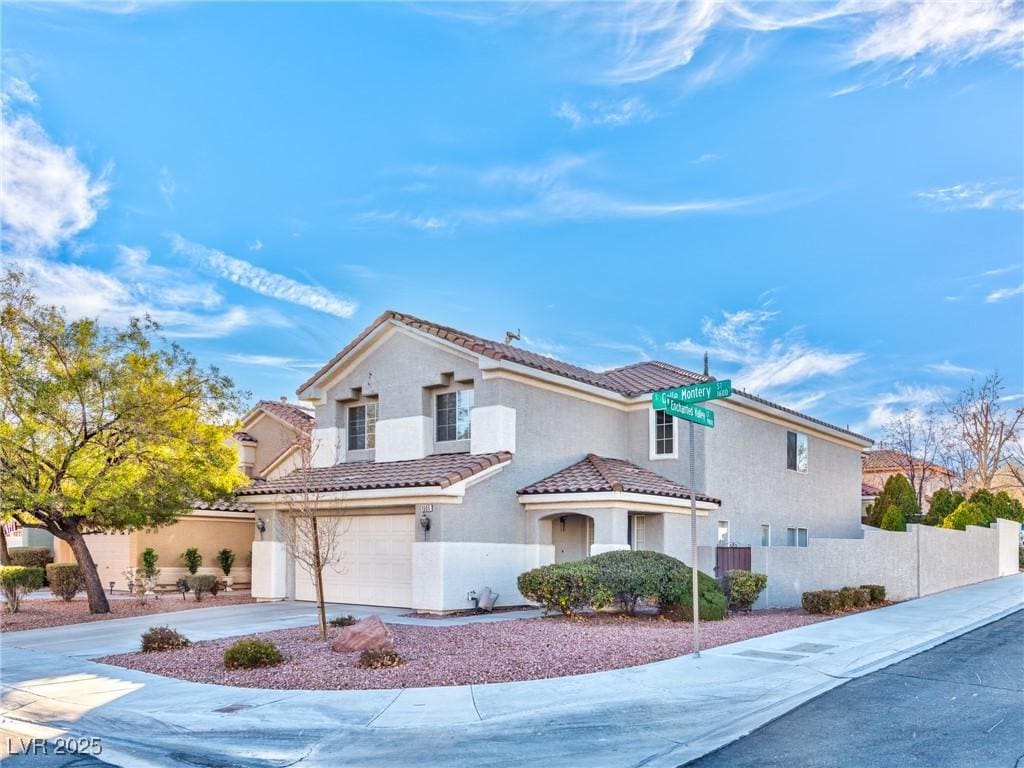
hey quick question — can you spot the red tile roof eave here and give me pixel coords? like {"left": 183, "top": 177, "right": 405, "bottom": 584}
{"left": 516, "top": 487, "right": 721, "bottom": 505}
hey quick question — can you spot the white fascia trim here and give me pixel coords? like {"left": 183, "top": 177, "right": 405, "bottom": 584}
{"left": 244, "top": 410, "right": 304, "bottom": 437}
{"left": 718, "top": 395, "right": 872, "bottom": 449}
{"left": 480, "top": 362, "right": 631, "bottom": 409}
{"left": 519, "top": 491, "right": 718, "bottom": 512}
{"left": 187, "top": 509, "right": 256, "bottom": 520}
{"left": 460, "top": 461, "right": 510, "bottom": 490}
{"left": 261, "top": 443, "right": 300, "bottom": 477}
{"left": 297, "top": 322, "right": 399, "bottom": 403}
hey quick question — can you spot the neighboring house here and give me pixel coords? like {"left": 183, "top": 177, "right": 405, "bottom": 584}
{"left": 861, "top": 448, "right": 956, "bottom": 512}
{"left": 861, "top": 482, "right": 881, "bottom": 517}
{"left": 991, "top": 459, "right": 1024, "bottom": 505}
{"left": 3, "top": 520, "right": 54, "bottom": 552}
{"left": 52, "top": 399, "right": 312, "bottom": 590}
{"left": 240, "top": 311, "right": 872, "bottom": 612}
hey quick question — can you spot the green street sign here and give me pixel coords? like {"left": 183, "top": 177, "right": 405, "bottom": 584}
{"left": 652, "top": 379, "right": 732, "bottom": 410}
{"left": 662, "top": 397, "right": 715, "bottom": 428}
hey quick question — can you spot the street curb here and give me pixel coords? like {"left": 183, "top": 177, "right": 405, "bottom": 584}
{"left": 665, "top": 602, "right": 1024, "bottom": 767}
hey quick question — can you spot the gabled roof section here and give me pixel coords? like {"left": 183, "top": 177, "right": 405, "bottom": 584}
{"left": 518, "top": 454, "right": 720, "bottom": 505}
{"left": 250, "top": 399, "right": 314, "bottom": 433}
{"left": 299, "top": 311, "right": 871, "bottom": 444}
{"left": 236, "top": 451, "right": 511, "bottom": 496}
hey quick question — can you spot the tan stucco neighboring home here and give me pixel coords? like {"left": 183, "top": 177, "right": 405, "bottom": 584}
{"left": 861, "top": 481, "right": 881, "bottom": 517}
{"left": 53, "top": 398, "right": 313, "bottom": 591}
{"left": 861, "top": 448, "right": 956, "bottom": 511}
{"left": 991, "top": 458, "right": 1024, "bottom": 505}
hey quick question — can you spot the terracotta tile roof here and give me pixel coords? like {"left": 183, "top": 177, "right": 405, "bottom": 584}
{"left": 253, "top": 399, "right": 314, "bottom": 433}
{"left": 862, "top": 449, "right": 953, "bottom": 475}
{"left": 861, "top": 482, "right": 881, "bottom": 497}
{"left": 236, "top": 452, "right": 512, "bottom": 496}
{"left": 192, "top": 499, "right": 256, "bottom": 514}
{"left": 233, "top": 430, "right": 257, "bottom": 443}
{"left": 517, "top": 454, "right": 721, "bottom": 504}
{"left": 298, "top": 311, "right": 871, "bottom": 444}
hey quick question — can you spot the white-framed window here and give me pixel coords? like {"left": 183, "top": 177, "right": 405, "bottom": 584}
{"left": 628, "top": 513, "right": 647, "bottom": 551}
{"left": 435, "top": 389, "right": 473, "bottom": 442}
{"left": 786, "top": 527, "right": 809, "bottom": 547}
{"left": 649, "top": 408, "right": 677, "bottom": 459}
{"left": 717, "top": 520, "right": 730, "bottom": 545}
{"left": 347, "top": 402, "right": 378, "bottom": 451}
{"left": 760, "top": 523, "right": 771, "bottom": 548}
{"left": 787, "top": 431, "right": 809, "bottom": 473}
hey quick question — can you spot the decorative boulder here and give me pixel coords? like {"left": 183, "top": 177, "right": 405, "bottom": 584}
{"left": 330, "top": 614, "right": 394, "bottom": 653}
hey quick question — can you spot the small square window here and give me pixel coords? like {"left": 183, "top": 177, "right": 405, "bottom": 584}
{"left": 436, "top": 390, "right": 473, "bottom": 442}
{"left": 347, "top": 402, "right": 377, "bottom": 451}
{"left": 760, "top": 524, "right": 771, "bottom": 548}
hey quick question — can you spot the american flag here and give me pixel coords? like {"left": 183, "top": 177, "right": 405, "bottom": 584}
{"left": 2, "top": 520, "right": 20, "bottom": 537}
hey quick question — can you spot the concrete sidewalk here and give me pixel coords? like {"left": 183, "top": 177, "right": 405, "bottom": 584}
{"left": 1, "top": 574, "right": 1021, "bottom": 768}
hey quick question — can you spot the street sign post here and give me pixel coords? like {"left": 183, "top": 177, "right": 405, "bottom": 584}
{"left": 662, "top": 398, "right": 715, "bottom": 428}
{"left": 651, "top": 379, "right": 732, "bottom": 659}
{"left": 651, "top": 379, "right": 731, "bottom": 410}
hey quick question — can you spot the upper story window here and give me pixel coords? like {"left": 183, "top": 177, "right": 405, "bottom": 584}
{"left": 760, "top": 524, "right": 771, "bottom": 548}
{"left": 786, "top": 527, "right": 808, "bottom": 547}
{"left": 787, "top": 430, "right": 809, "bottom": 473}
{"left": 347, "top": 402, "right": 378, "bottom": 451}
{"left": 436, "top": 389, "right": 473, "bottom": 442}
{"left": 654, "top": 409, "right": 675, "bottom": 456}
{"left": 717, "top": 520, "right": 730, "bottom": 545}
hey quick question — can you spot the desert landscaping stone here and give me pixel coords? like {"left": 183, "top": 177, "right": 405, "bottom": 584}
{"left": 99, "top": 609, "right": 827, "bottom": 689}
{"left": 330, "top": 614, "right": 395, "bottom": 653}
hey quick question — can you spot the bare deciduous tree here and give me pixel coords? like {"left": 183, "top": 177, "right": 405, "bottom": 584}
{"left": 281, "top": 441, "right": 348, "bottom": 641}
{"left": 945, "top": 373, "right": 1023, "bottom": 493}
{"left": 882, "top": 409, "right": 952, "bottom": 509}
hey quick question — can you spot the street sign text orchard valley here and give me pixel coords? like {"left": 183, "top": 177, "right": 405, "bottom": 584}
{"left": 651, "top": 380, "right": 732, "bottom": 410}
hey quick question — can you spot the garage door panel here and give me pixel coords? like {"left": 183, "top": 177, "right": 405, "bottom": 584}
{"left": 293, "top": 514, "right": 413, "bottom": 607}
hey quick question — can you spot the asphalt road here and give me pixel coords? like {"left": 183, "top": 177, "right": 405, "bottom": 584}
{"left": 685, "top": 609, "right": 1024, "bottom": 768}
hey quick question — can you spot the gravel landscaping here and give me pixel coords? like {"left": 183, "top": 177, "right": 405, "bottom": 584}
{"left": 99, "top": 609, "right": 829, "bottom": 689}
{"left": 0, "top": 593, "right": 256, "bottom": 633}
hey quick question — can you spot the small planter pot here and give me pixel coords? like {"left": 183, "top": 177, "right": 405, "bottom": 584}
{"left": 223, "top": 575, "right": 234, "bottom": 592}
{"left": 143, "top": 577, "right": 158, "bottom": 596}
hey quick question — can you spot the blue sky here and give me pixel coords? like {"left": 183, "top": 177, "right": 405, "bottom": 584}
{"left": 2, "top": 1, "right": 1022, "bottom": 435}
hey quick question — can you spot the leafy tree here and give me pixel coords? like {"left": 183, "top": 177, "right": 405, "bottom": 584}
{"left": 941, "top": 501, "right": 988, "bottom": 531}
{"left": 923, "top": 488, "right": 964, "bottom": 526}
{"left": 991, "top": 491, "right": 1024, "bottom": 523}
{"left": 0, "top": 270, "right": 246, "bottom": 614}
{"left": 879, "top": 506, "right": 907, "bottom": 532}
{"left": 867, "top": 474, "right": 919, "bottom": 527}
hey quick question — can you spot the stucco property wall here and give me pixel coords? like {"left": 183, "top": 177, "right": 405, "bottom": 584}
{"left": 751, "top": 519, "right": 1021, "bottom": 608}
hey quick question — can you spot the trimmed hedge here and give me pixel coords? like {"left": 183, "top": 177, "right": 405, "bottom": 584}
{"left": 330, "top": 614, "right": 358, "bottom": 627}
{"left": 141, "top": 626, "right": 191, "bottom": 652}
{"left": 224, "top": 639, "right": 283, "bottom": 669}
{"left": 662, "top": 569, "right": 728, "bottom": 621}
{"left": 860, "top": 584, "right": 886, "bottom": 604}
{"left": 46, "top": 563, "right": 84, "bottom": 602}
{"left": 803, "top": 584, "right": 886, "bottom": 614}
{"left": 724, "top": 570, "right": 768, "bottom": 612}
{"left": 0, "top": 566, "right": 45, "bottom": 613}
{"left": 588, "top": 550, "right": 692, "bottom": 615}
{"left": 9, "top": 547, "right": 52, "bottom": 569}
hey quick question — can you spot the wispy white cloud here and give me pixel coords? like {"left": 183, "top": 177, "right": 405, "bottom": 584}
{"left": 829, "top": 83, "right": 864, "bottom": 98}
{"left": 980, "top": 264, "right": 1021, "bottom": 278}
{"left": 247, "top": 239, "right": 264, "bottom": 252}
{"left": 986, "top": 283, "right": 1024, "bottom": 303}
{"left": 158, "top": 166, "right": 175, "bottom": 208}
{"left": 170, "top": 235, "right": 358, "bottom": 318}
{"left": 0, "top": 103, "right": 109, "bottom": 256}
{"left": 915, "top": 182, "right": 1023, "bottom": 211}
{"left": 665, "top": 305, "right": 863, "bottom": 400}
{"left": 225, "top": 353, "right": 322, "bottom": 370}
{"left": 358, "top": 154, "right": 781, "bottom": 230}
{"left": 857, "top": 383, "right": 949, "bottom": 433}
{"left": 926, "top": 360, "right": 978, "bottom": 376}
{"left": 2, "top": 76, "right": 38, "bottom": 106}
{"left": 690, "top": 152, "right": 722, "bottom": 165}
{"left": 554, "top": 97, "right": 654, "bottom": 129}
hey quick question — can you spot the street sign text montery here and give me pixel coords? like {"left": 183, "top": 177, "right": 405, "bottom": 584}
{"left": 651, "top": 379, "right": 732, "bottom": 410}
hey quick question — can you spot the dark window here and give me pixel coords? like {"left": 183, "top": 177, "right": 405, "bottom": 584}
{"left": 655, "top": 409, "right": 674, "bottom": 455}
{"left": 787, "top": 431, "right": 808, "bottom": 473}
{"left": 436, "top": 390, "right": 473, "bottom": 442}
{"left": 347, "top": 403, "right": 377, "bottom": 451}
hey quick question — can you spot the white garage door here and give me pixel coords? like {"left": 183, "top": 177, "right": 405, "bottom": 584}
{"left": 294, "top": 514, "right": 414, "bottom": 607}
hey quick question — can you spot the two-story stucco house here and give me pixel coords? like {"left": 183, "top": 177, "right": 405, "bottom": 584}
{"left": 240, "top": 311, "right": 872, "bottom": 612}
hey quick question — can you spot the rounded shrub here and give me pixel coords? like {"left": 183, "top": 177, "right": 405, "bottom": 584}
{"left": 801, "top": 589, "right": 843, "bottom": 614}
{"left": 45, "top": 563, "right": 84, "bottom": 602}
{"left": 517, "top": 560, "right": 612, "bottom": 616}
{"left": 724, "top": 570, "right": 768, "bottom": 612}
{"left": 185, "top": 574, "right": 218, "bottom": 602}
{"left": 0, "top": 566, "right": 45, "bottom": 613}
{"left": 330, "top": 614, "right": 357, "bottom": 627}
{"left": 357, "top": 649, "right": 404, "bottom": 669}
{"left": 941, "top": 501, "right": 988, "bottom": 531}
{"left": 8, "top": 547, "right": 52, "bottom": 569}
{"left": 839, "top": 587, "right": 870, "bottom": 610}
{"left": 879, "top": 506, "right": 907, "bottom": 532}
{"left": 587, "top": 550, "right": 694, "bottom": 614}
{"left": 660, "top": 568, "right": 728, "bottom": 622}
{"left": 141, "top": 626, "right": 191, "bottom": 652}
{"left": 182, "top": 548, "right": 202, "bottom": 575}
{"left": 223, "top": 638, "right": 283, "bottom": 669}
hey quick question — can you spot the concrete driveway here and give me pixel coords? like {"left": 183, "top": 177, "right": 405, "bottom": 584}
{"left": 2, "top": 574, "right": 1021, "bottom": 767}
